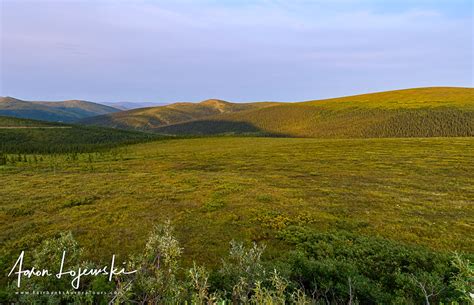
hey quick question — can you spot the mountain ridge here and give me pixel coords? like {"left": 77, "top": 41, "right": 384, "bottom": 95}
{"left": 80, "top": 87, "right": 474, "bottom": 138}
{"left": 0, "top": 97, "right": 120, "bottom": 122}
{"left": 79, "top": 98, "right": 280, "bottom": 130}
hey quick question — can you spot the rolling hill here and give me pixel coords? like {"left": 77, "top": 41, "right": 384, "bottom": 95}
{"left": 0, "top": 116, "right": 160, "bottom": 153}
{"left": 0, "top": 96, "right": 120, "bottom": 122}
{"left": 79, "top": 99, "right": 280, "bottom": 130}
{"left": 154, "top": 87, "right": 473, "bottom": 138}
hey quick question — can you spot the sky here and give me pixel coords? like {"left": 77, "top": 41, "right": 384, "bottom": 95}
{"left": 0, "top": 0, "right": 472, "bottom": 103}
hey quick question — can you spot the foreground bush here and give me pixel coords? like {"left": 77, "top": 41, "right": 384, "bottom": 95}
{"left": 278, "top": 226, "right": 473, "bottom": 304}
{"left": 3, "top": 222, "right": 472, "bottom": 304}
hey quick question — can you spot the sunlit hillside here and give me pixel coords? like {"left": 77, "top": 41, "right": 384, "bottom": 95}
{"left": 156, "top": 87, "right": 474, "bottom": 138}
{"left": 80, "top": 99, "right": 280, "bottom": 130}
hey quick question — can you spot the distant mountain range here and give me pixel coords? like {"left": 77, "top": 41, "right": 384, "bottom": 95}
{"left": 80, "top": 87, "right": 474, "bottom": 138}
{"left": 80, "top": 99, "right": 280, "bottom": 130}
{"left": 2, "top": 87, "right": 473, "bottom": 138}
{"left": 102, "top": 101, "right": 170, "bottom": 110}
{"left": 0, "top": 97, "right": 120, "bottom": 122}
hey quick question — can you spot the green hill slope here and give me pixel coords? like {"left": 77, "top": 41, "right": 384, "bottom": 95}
{"left": 0, "top": 116, "right": 159, "bottom": 153}
{"left": 0, "top": 115, "right": 66, "bottom": 127}
{"left": 155, "top": 87, "right": 474, "bottom": 138}
{"left": 0, "top": 97, "right": 120, "bottom": 123}
{"left": 80, "top": 99, "right": 280, "bottom": 130}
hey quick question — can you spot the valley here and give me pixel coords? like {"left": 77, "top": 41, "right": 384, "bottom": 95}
{"left": 0, "top": 88, "right": 472, "bottom": 303}
{"left": 1, "top": 137, "right": 472, "bottom": 263}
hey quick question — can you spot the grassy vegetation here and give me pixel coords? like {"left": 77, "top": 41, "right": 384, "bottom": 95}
{"left": 0, "top": 135, "right": 472, "bottom": 302}
{"left": 0, "top": 116, "right": 161, "bottom": 153}
{"left": 1, "top": 137, "right": 472, "bottom": 262}
{"left": 301, "top": 87, "right": 474, "bottom": 108}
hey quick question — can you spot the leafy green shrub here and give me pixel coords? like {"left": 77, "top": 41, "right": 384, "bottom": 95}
{"left": 278, "top": 226, "right": 473, "bottom": 304}
{"left": 254, "top": 210, "right": 292, "bottom": 231}
{"left": 63, "top": 196, "right": 98, "bottom": 208}
{"left": 3, "top": 222, "right": 472, "bottom": 304}
{"left": 256, "top": 194, "right": 274, "bottom": 203}
{"left": 5, "top": 232, "right": 109, "bottom": 304}
{"left": 202, "top": 191, "right": 227, "bottom": 212}
{"left": 216, "top": 241, "right": 267, "bottom": 302}
{"left": 202, "top": 198, "right": 225, "bottom": 212}
{"left": 111, "top": 221, "right": 185, "bottom": 304}
{"left": 449, "top": 253, "right": 473, "bottom": 303}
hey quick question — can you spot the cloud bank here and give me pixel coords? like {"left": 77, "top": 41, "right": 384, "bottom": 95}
{"left": 1, "top": 0, "right": 472, "bottom": 102}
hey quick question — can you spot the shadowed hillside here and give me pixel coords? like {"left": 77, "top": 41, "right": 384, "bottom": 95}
{"left": 80, "top": 99, "right": 280, "bottom": 130}
{"left": 0, "top": 97, "right": 120, "bottom": 122}
{"left": 0, "top": 116, "right": 160, "bottom": 153}
{"left": 156, "top": 87, "right": 474, "bottom": 138}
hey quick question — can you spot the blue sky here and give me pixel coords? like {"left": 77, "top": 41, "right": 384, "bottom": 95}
{"left": 1, "top": 0, "right": 472, "bottom": 103}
